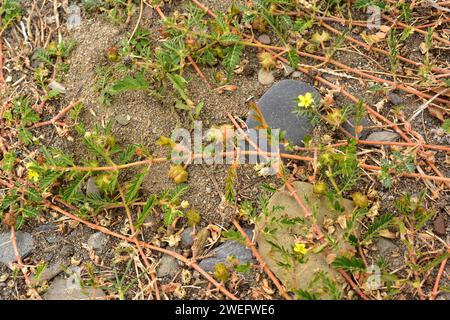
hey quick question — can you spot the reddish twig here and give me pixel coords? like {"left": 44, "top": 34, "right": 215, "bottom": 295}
{"left": 430, "top": 257, "right": 448, "bottom": 300}
{"left": 30, "top": 100, "right": 82, "bottom": 129}
{"left": 232, "top": 219, "right": 292, "bottom": 300}
{"left": 338, "top": 269, "right": 370, "bottom": 300}
{"left": 47, "top": 202, "right": 239, "bottom": 300}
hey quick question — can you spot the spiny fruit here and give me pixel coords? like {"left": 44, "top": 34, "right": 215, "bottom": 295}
{"left": 352, "top": 192, "right": 369, "bottom": 208}
{"left": 96, "top": 173, "right": 114, "bottom": 192}
{"left": 106, "top": 47, "right": 119, "bottom": 62}
{"left": 168, "top": 165, "right": 188, "bottom": 184}
{"left": 319, "top": 152, "right": 334, "bottom": 166}
{"left": 313, "top": 181, "right": 328, "bottom": 195}
{"left": 213, "top": 263, "right": 229, "bottom": 282}
{"left": 326, "top": 109, "right": 345, "bottom": 127}
{"left": 258, "top": 52, "right": 276, "bottom": 70}
{"left": 186, "top": 209, "right": 201, "bottom": 226}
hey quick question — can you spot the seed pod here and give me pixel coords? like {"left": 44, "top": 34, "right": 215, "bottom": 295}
{"left": 326, "top": 109, "right": 345, "bottom": 127}
{"left": 352, "top": 192, "right": 369, "bottom": 208}
{"left": 106, "top": 47, "right": 120, "bottom": 62}
{"left": 96, "top": 173, "right": 114, "bottom": 192}
{"left": 186, "top": 209, "right": 201, "bottom": 227}
{"left": 168, "top": 165, "right": 188, "bottom": 184}
{"left": 213, "top": 263, "right": 229, "bottom": 282}
{"left": 313, "top": 181, "right": 328, "bottom": 195}
{"left": 258, "top": 52, "right": 276, "bottom": 70}
{"left": 319, "top": 152, "right": 334, "bottom": 166}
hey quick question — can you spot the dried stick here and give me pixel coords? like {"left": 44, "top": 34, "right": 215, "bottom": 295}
{"left": 430, "top": 257, "right": 448, "bottom": 300}
{"left": 46, "top": 202, "right": 239, "bottom": 300}
{"left": 232, "top": 219, "right": 292, "bottom": 300}
{"left": 30, "top": 100, "right": 82, "bottom": 129}
{"left": 10, "top": 225, "right": 42, "bottom": 299}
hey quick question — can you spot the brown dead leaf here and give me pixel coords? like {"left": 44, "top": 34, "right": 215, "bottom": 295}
{"left": 379, "top": 229, "right": 397, "bottom": 239}
{"left": 214, "top": 85, "right": 238, "bottom": 94}
{"left": 428, "top": 106, "right": 446, "bottom": 122}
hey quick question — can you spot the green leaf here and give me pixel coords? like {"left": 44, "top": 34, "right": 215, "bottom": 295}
{"left": 219, "top": 33, "right": 241, "bottom": 45}
{"left": 443, "top": 119, "right": 450, "bottom": 134}
{"left": 363, "top": 213, "right": 395, "bottom": 243}
{"left": 167, "top": 73, "right": 188, "bottom": 102}
{"left": 1, "top": 151, "right": 16, "bottom": 171}
{"left": 126, "top": 170, "right": 149, "bottom": 203}
{"left": 287, "top": 49, "right": 300, "bottom": 69}
{"left": 222, "top": 230, "right": 245, "bottom": 243}
{"left": 134, "top": 195, "right": 157, "bottom": 230}
{"left": 108, "top": 73, "right": 149, "bottom": 95}
{"left": 223, "top": 44, "right": 243, "bottom": 78}
{"left": 331, "top": 256, "right": 366, "bottom": 272}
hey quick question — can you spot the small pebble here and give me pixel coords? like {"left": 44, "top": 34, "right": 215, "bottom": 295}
{"left": 257, "top": 34, "right": 271, "bottom": 45}
{"left": 258, "top": 69, "right": 275, "bottom": 85}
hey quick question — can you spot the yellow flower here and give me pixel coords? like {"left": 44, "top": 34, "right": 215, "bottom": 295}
{"left": 27, "top": 164, "right": 39, "bottom": 182}
{"left": 297, "top": 92, "right": 314, "bottom": 108}
{"left": 293, "top": 242, "right": 308, "bottom": 255}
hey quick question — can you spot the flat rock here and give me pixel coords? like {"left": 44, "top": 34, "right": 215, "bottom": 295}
{"left": 246, "top": 80, "right": 320, "bottom": 149}
{"left": 257, "top": 34, "right": 271, "bottom": 45}
{"left": 366, "top": 131, "right": 399, "bottom": 142}
{"left": 387, "top": 92, "right": 404, "bottom": 105}
{"left": 258, "top": 69, "right": 275, "bottom": 85}
{"left": 0, "top": 231, "right": 34, "bottom": 267}
{"left": 157, "top": 255, "right": 178, "bottom": 278}
{"left": 281, "top": 62, "right": 294, "bottom": 76}
{"left": 256, "top": 182, "right": 356, "bottom": 296}
{"left": 199, "top": 231, "right": 254, "bottom": 272}
{"left": 180, "top": 227, "right": 194, "bottom": 248}
{"left": 44, "top": 268, "right": 105, "bottom": 300}
{"left": 87, "top": 232, "right": 109, "bottom": 250}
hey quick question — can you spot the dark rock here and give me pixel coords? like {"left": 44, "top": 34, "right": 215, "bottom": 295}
{"left": 199, "top": 230, "right": 254, "bottom": 272}
{"left": 387, "top": 92, "right": 404, "bottom": 105}
{"left": 87, "top": 232, "right": 109, "bottom": 250}
{"left": 157, "top": 255, "right": 178, "bottom": 278}
{"left": 342, "top": 117, "right": 372, "bottom": 139}
{"left": 433, "top": 214, "right": 446, "bottom": 236}
{"left": 0, "top": 231, "right": 33, "bottom": 267}
{"left": 180, "top": 227, "right": 194, "bottom": 248}
{"left": 366, "top": 131, "right": 399, "bottom": 142}
{"left": 246, "top": 79, "right": 320, "bottom": 149}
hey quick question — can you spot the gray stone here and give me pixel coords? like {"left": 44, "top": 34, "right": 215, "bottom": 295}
{"left": 0, "top": 231, "right": 33, "bottom": 267}
{"left": 86, "top": 177, "right": 100, "bottom": 197}
{"left": 281, "top": 62, "right": 295, "bottom": 77}
{"left": 199, "top": 235, "right": 254, "bottom": 272}
{"left": 257, "top": 34, "right": 271, "bottom": 45}
{"left": 291, "top": 71, "right": 302, "bottom": 78}
{"left": 258, "top": 69, "right": 275, "bottom": 85}
{"left": 246, "top": 79, "right": 320, "bottom": 148}
{"left": 342, "top": 116, "right": 372, "bottom": 139}
{"left": 115, "top": 114, "right": 131, "bottom": 126}
{"left": 157, "top": 255, "right": 178, "bottom": 278}
{"left": 387, "top": 92, "right": 404, "bottom": 105}
{"left": 87, "top": 232, "right": 109, "bottom": 250}
{"left": 366, "top": 131, "right": 399, "bottom": 142}
{"left": 44, "top": 268, "right": 105, "bottom": 300}
{"left": 180, "top": 227, "right": 194, "bottom": 248}
{"left": 376, "top": 238, "right": 398, "bottom": 256}
{"left": 32, "top": 263, "right": 65, "bottom": 285}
